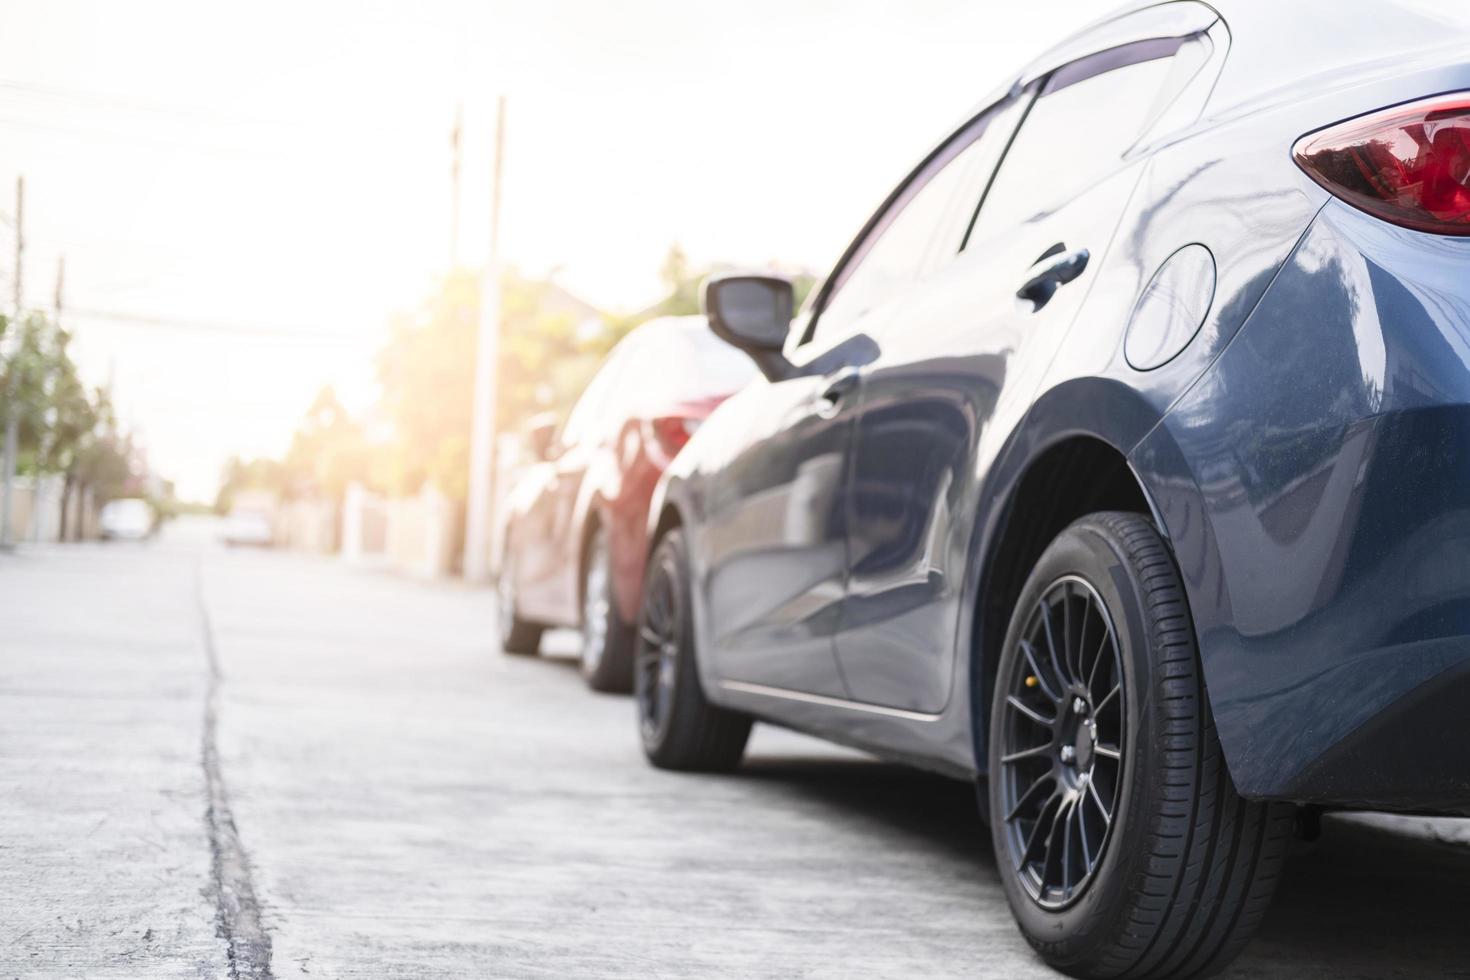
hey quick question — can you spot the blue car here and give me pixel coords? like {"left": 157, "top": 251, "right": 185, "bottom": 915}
{"left": 633, "top": 1, "right": 1470, "bottom": 976}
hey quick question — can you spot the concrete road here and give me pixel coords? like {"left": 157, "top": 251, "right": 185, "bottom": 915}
{"left": 4, "top": 518, "right": 1470, "bottom": 979}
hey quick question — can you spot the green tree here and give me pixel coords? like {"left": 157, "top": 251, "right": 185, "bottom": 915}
{"left": 69, "top": 388, "right": 140, "bottom": 506}
{"left": 0, "top": 311, "right": 73, "bottom": 464}
{"left": 375, "top": 270, "right": 478, "bottom": 499}
{"left": 47, "top": 371, "right": 101, "bottom": 537}
{"left": 0, "top": 311, "right": 145, "bottom": 535}
{"left": 376, "top": 269, "right": 607, "bottom": 502}
{"left": 282, "top": 386, "right": 368, "bottom": 502}
{"left": 656, "top": 243, "right": 700, "bottom": 316}
{"left": 74, "top": 424, "right": 136, "bottom": 504}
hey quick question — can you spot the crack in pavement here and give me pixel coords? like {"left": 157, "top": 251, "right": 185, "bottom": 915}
{"left": 197, "top": 558, "right": 274, "bottom": 980}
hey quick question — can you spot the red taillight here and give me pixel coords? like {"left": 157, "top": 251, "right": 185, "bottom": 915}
{"left": 1294, "top": 94, "right": 1470, "bottom": 235}
{"left": 646, "top": 416, "right": 698, "bottom": 458}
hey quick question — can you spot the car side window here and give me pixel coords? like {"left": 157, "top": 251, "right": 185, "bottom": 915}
{"left": 965, "top": 39, "right": 1186, "bottom": 246}
{"left": 808, "top": 97, "right": 1024, "bottom": 345}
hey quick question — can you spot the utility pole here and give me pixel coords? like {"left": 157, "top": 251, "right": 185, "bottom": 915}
{"left": 11, "top": 177, "right": 19, "bottom": 315}
{"left": 52, "top": 255, "right": 67, "bottom": 543}
{"left": 449, "top": 103, "right": 462, "bottom": 268}
{"left": 1, "top": 175, "right": 23, "bottom": 548}
{"left": 463, "top": 96, "right": 506, "bottom": 583}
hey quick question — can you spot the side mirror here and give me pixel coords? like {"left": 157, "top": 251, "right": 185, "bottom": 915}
{"left": 702, "top": 273, "right": 796, "bottom": 381}
{"left": 525, "top": 413, "right": 558, "bottom": 461}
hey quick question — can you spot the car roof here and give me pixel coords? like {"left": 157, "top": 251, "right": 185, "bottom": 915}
{"left": 622, "top": 314, "right": 726, "bottom": 351}
{"left": 1023, "top": 1, "right": 1470, "bottom": 112}
{"left": 627, "top": 314, "right": 704, "bottom": 336}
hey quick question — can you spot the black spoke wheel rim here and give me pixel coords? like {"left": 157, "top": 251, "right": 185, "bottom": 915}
{"left": 635, "top": 544, "right": 681, "bottom": 743}
{"left": 1000, "top": 575, "right": 1126, "bottom": 910}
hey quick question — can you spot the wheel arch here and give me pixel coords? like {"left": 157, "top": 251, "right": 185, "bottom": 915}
{"left": 966, "top": 378, "right": 1170, "bottom": 775}
{"left": 631, "top": 494, "right": 688, "bottom": 629}
{"left": 644, "top": 471, "right": 689, "bottom": 555}
{"left": 640, "top": 473, "right": 732, "bottom": 701}
{"left": 576, "top": 504, "right": 604, "bottom": 612}
{"left": 570, "top": 445, "right": 624, "bottom": 616}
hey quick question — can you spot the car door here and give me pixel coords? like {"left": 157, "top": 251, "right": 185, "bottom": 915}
{"left": 836, "top": 30, "right": 1218, "bottom": 712}
{"left": 698, "top": 97, "right": 1031, "bottom": 698}
{"left": 694, "top": 330, "right": 866, "bottom": 698}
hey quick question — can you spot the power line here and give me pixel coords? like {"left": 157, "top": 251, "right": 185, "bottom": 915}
{"left": 0, "top": 114, "right": 273, "bottom": 159}
{"left": 65, "top": 307, "right": 367, "bottom": 343}
{"left": 0, "top": 79, "right": 285, "bottom": 126}
{"left": 0, "top": 79, "right": 447, "bottom": 154}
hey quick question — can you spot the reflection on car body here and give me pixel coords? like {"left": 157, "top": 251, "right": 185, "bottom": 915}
{"left": 626, "top": 3, "right": 1470, "bottom": 976}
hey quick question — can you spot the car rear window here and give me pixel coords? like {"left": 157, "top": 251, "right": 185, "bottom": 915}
{"left": 675, "top": 327, "right": 757, "bottom": 399}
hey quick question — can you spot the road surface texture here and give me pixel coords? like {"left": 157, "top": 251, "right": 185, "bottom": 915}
{"left": 4, "top": 518, "right": 1470, "bottom": 979}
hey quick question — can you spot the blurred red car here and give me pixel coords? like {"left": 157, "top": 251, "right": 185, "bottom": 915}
{"left": 495, "top": 315, "right": 756, "bottom": 690}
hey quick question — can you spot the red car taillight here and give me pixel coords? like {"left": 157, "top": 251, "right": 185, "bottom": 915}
{"left": 1294, "top": 94, "right": 1470, "bottom": 235}
{"left": 645, "top": 416, "right": 699, "bottom": 458}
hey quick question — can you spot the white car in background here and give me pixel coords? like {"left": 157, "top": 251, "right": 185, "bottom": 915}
{"left": 98, "top": 498, "right": 155, "bottom": 541}
{"left": 222, "top": 507, "right": 273, "bottom": 547}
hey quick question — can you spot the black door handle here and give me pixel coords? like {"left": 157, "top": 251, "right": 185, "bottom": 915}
{"left": 1017, "top": 246, "right": 1090, "bottom": 311}
{"left": 815, "top": 367, "right": 861, "bottom": 419}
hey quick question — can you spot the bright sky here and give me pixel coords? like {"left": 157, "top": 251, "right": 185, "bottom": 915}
{"left": 1, "top": 0, "right": 1099, "bottom": 501}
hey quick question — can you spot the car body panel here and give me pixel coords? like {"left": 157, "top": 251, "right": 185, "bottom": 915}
{"left": 687, "top": 349, "right": 861, "bottom": 699}
{"left": 1134, "top": 199, "right": 1470, "bottom": 808}
{"left": 222, "top": 508, "right": 273, "bottom": 547}
{"left": 512, "top": 438, "right": 603, "bottom": 625}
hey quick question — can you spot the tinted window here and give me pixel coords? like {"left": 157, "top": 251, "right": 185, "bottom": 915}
{"left": 967, "top": 43, "right": 1181, "bottom": 245}
{"left": 673, "top": 328, "right": 757, "bottom": 399}
{"left": 811, "top": 98, "right": 1023, "bottom": 343}
{"left": 563, "top": 322, "right": 756, "bottom": 446}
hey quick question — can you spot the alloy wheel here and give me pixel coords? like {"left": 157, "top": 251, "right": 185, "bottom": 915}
{"left": 581, "top": 532, "right": 611, "bottom": 675}
{"left": 635, "top": 543, "right": 680, "bottom": 743}
{"left": 999, "top": 575, "right": 1125, "bottom": 910}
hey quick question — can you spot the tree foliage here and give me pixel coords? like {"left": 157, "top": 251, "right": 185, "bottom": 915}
{"left": 241, "top": 245, "right": 818, "bottom": 512}
{"left": 375, "top": 268, "right": 608, "bottom": 501}
{"left": 283, "top": 386, "right": 368, "bottom": 501}
{"left": 214, "top": 387, "right": 367, "bottom": 512}
{"left": 0, "top": 310, "right": 138, "bottom": 508}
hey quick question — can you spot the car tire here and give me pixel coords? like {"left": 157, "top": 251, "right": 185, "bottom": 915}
{"left": 580, "top": 526, "right": 636, "bottom": 693}
{"left": 988, "top": 512, "right": 1294, "bottom": 979}
{"left": 497, "top": 549, "right": 543, "bottom": 656}
{"left": 635, "top": 528, "right": 751, "bottom": 771}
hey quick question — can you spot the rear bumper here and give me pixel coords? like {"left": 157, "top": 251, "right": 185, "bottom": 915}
{"left": 1281, "top": 655, "right": 1470, "bottom": 814}
{"left": 1135, "top": 200, "right": 1470, "bottom": 813}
